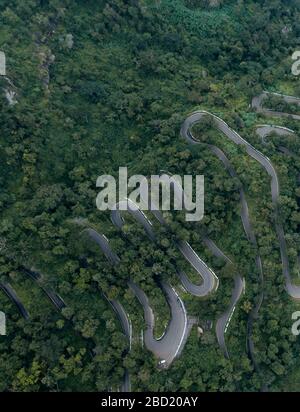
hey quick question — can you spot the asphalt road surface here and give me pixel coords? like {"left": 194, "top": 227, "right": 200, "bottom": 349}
{"left": 128, "top": 280, "right": 188, "bottom": 368}
{"left": 181, "top": 108, "right": 300, "bottom": 299}
{"left": 0, "top": 282, "right": 29, "bottom": 319}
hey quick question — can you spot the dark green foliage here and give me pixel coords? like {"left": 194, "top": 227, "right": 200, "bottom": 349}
{"left": 0, "top": 0, "right": 299, "bottom": 392}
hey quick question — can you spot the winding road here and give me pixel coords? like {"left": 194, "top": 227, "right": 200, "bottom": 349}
{"left": 108, "top": 298, "right": 132, "bottom": 392}
{"left": 110, "top": 190, "right": 243, "bottom": 359}
{"left": 84, "top": 228, "right": 121, "bottom": 266}
{"left": 252, "top": 91, "right": 300, "bottom": 120}
{"left": 111, "top": 199, "right": 156, "bottom": 242}
{"left": 182, "top": 108, "right": 300, "bottom": 300}
{"left": 83, "top": 225, "right": 131, "bottom": 391}
{"left": 252, "top": 93, "right": 300, "bottom": 299}
{"left": 181, "top": 111, "right": 264, "bottom": 367}
{"left": 128, "top": 280, "right": 189, "bottom": 368}
{"left": 22, "top": 267, "right": 66, "bottom": 310}
{"left": 203, "top": 238, "right": 245, "bottom": 359}
{"left": 112, "top": 199, "right": 219, "bottom": 296}
{"left": 85, "top": 221, "right": 188, "bottom": 383}
{"left": 176, "top": 240, "right": 218, "bottom": 297}
{"left": 109, "top": 298, "right": 132, "bottom": 350}
{"left": 80, "top": 90, "right": 300, "bottom": 384}
{"left": 178, "top": 91, "right": 300, "bottom": 372}
{"left": 0, "top": 282, "right": 29, "bottom": 320}
{"left": 216, "top": 276, "right": 245, "bottom": 358}
{"left": 110, "top": 203, "right": 191, "bottom": 367}
{"left": 256, "top": 124, "right": 297, "bottom": 157}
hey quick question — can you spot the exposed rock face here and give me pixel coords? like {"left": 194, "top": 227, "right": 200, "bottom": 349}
{"left": 66, "top": 34, "right": 74, "bottom": 49}
{"left": 38, "top": 49, "right": 55, "bottom": 89}
{"left": 0, "top": 51, "right": 6, "bottom": 76}
{"left": 209, "top": 0, "right": 222, "bottom": 7}
{"left": 0, "top": 52, "right": 18, "bottom": 105}
{"left": 4, "top": 89, "right": 17, "bottom": 105}
{"left": 34, "top": 15, "right": 59, "bottom": 91}
{"left": 197, "top": 326, "right": 204, "bottom": 337}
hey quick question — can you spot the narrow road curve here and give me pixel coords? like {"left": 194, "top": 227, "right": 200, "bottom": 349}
{"left": 203, "top": 238, "right": 234, "bottom": 261}
{"left": 252, "top": 91, "right": 300, "bottom": 121}
{"left": 181, "top": 109, "right": 300, "bottom": 299}
{"left": 176, "top": 240, "right": 219, "bottom": 297}
{"left": 82, "top": 226, "right": 131, "bottom": 391}
{"left": 181, "top": 113, "right": 264, "bottom": 368}
{"left": 216, "top": 276, "right": 245, "bottom": 358}
{"left": 109, "top": 299, "right": 132, "bottom": 350}
{"left": 86, "top": 222, "right": 188, "bottom": 382}
{"left": 252, "top": 94, "right": 300, "bottom": 299}
{"left": 112, "top": 199, "right": 239, "bottom": 363}
{"left": 153, "top": 179, "right": 220, "bottom": 295}
{"left": 204, "top": 238, "right": 245, "bottom": 359}
{"left": 108, "top": 298, "right": 132, "bottom": 392}
{"left": 84, "top": 228, "right": 121, "bottom": 265}
{"left": 111, "top": 199, "right": 156, "bottom": 242}
{"left": 112, "top": 198, "right": 219, "bottom": 297}
{"left": 83, "top": 223, "right": 132, "bottom": 359}
{"left": 140, "top": 187, "right": 220, "bottom": 298}
{"left": 22, "top": 267, "right": 66, "bottom": 310}
{"left": 128, "top": 280, "right": 189, "bottom": 368}
{"left": 256, "top": 124, "right": 295, "bottom": 144}
{"left": 110, "top": 204, "right": 191, "bottom": 368}
{"left": 121, "top": 370, "right": 131, "bottom": 393}
{"left": 0, "top": 282, "right": 29, "bottom": 319}
{"left": 256, "top": 124, "right": 297, "bottom": 156}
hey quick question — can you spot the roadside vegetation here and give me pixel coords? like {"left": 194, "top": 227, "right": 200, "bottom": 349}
{"left": 0, "top": 0, "right": 299, "bottom": 392}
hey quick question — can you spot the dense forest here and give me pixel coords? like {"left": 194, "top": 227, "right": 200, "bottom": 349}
{"left": 0, "top": 0, "right": 300, "bottom": 392}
